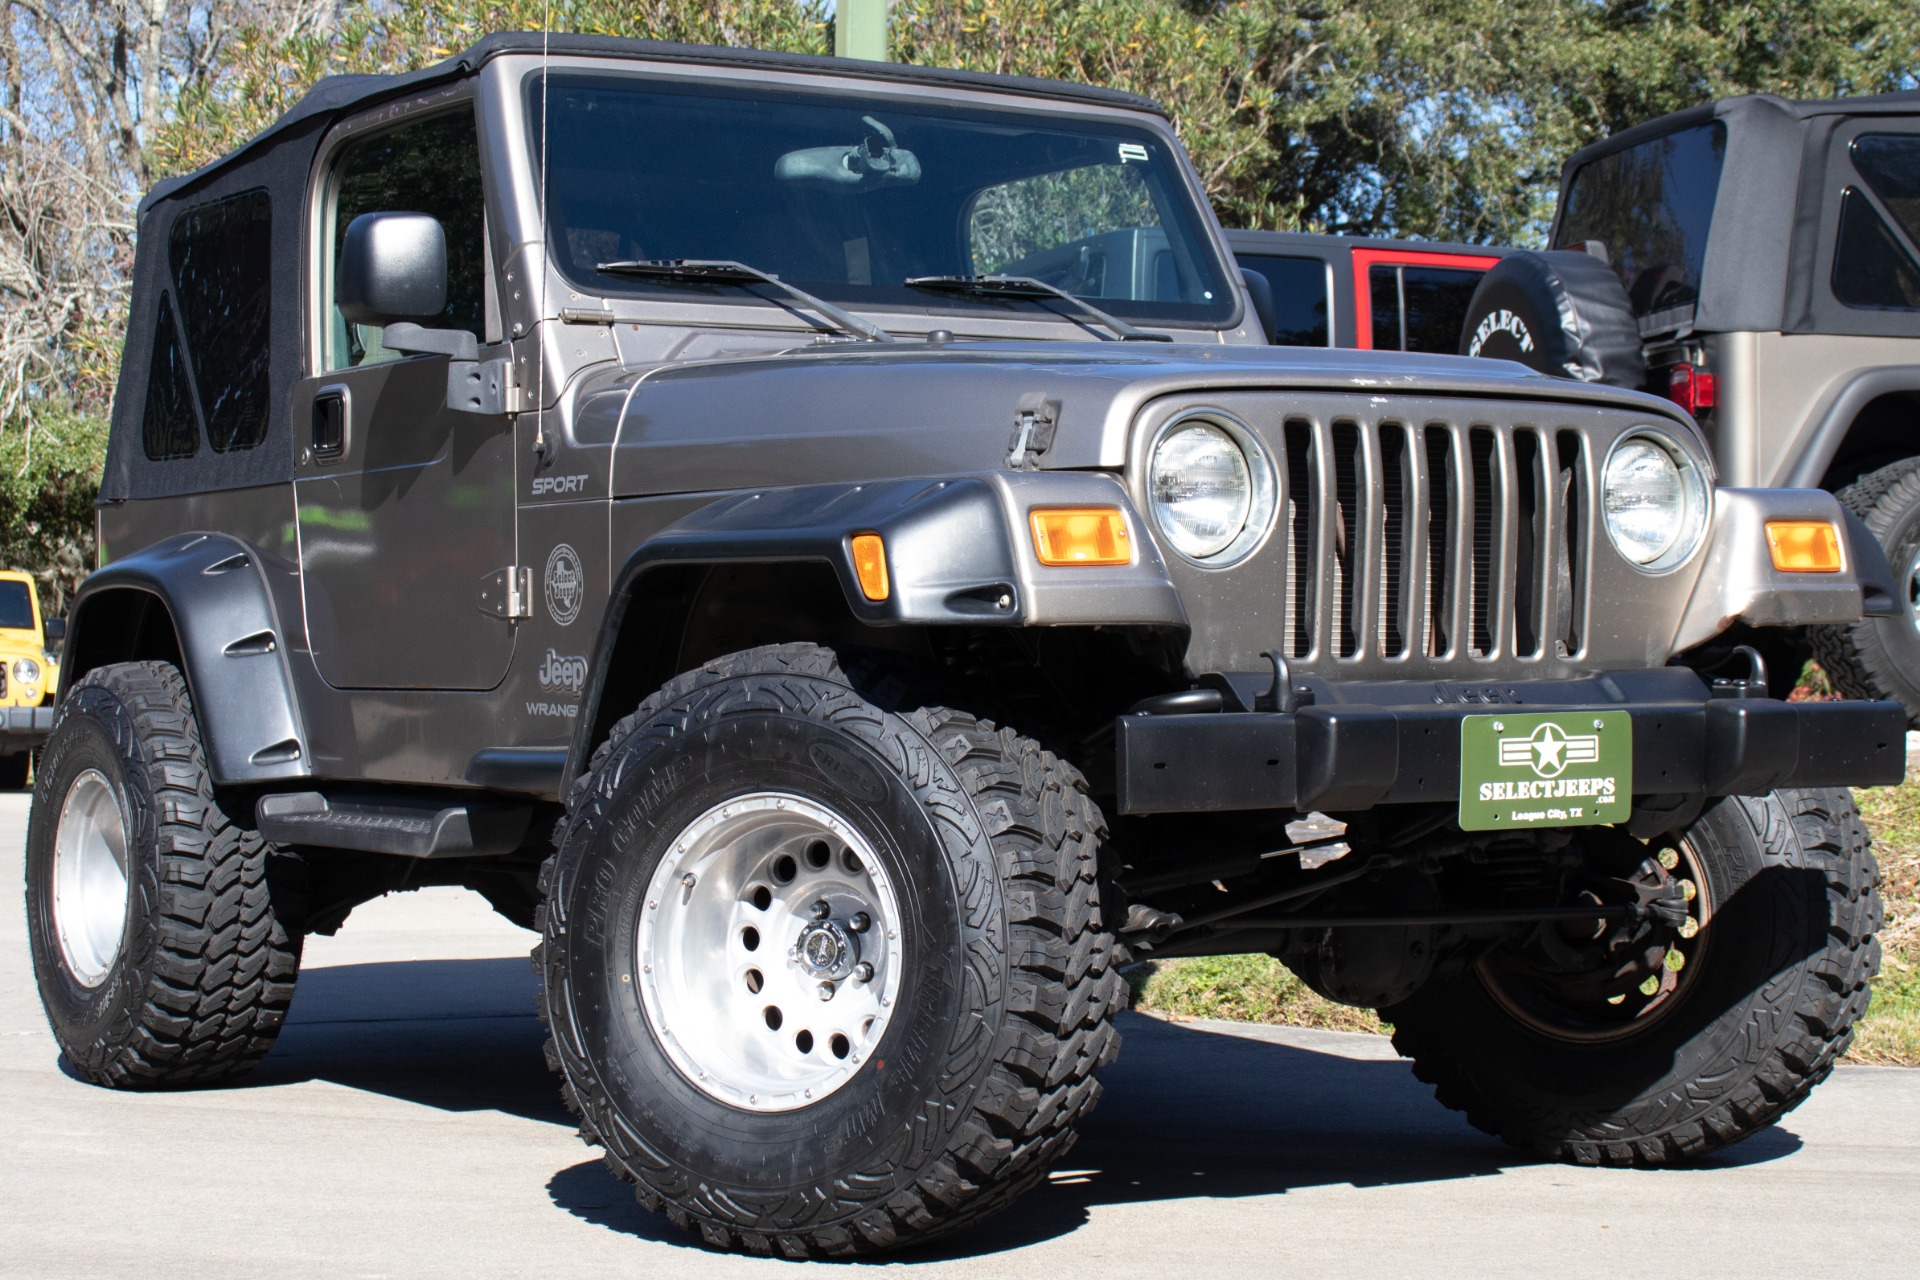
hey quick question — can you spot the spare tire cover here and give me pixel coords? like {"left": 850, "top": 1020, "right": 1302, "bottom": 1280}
{"left": 1458, "top": 250, "right": 1646, "bottom": 389}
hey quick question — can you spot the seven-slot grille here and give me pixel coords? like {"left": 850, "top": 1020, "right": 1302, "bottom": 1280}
{"left": 1274, "top": 417, "right": 1589, "bottom": 665}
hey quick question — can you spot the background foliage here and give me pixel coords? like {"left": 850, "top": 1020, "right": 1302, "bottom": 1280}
{"left": 2, "top": 0, "right": 1916, "bottom": 605}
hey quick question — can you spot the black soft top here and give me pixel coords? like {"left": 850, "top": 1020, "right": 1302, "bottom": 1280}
{"left": 1550, "top": 90, "right": 1920, "bottom": 340}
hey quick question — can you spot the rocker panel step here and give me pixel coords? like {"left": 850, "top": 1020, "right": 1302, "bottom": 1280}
{"left": 256, "top": 791, "right": 532, "bottom": 858}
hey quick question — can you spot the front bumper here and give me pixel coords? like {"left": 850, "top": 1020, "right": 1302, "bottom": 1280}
{"left": 1115, "top": 667, "right": 1904, "bottom": 816}
{"left": 0, "top": 705, "right": 53, "bottom": 757}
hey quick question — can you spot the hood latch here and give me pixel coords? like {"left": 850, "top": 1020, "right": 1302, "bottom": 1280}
{"left": 1006, "top": 394, "right": 1061, "bottom": 471}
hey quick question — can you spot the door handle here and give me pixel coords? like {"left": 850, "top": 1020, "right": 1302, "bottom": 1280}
{"left": 311, "top": 385, "right": 349, "bottom": 462}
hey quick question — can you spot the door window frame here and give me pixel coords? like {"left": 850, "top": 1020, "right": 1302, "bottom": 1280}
{"left": 306, "top": 85, "right": 498, "bottom": 377}
{"left": 1350, "top": 247, "right": 1501, "bottom": 350}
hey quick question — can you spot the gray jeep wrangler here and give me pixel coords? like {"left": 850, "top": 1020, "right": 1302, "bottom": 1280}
{"left": 1458, "top": 89, "right": 1920, "bottom": 707}
{"left": 24, "top": 35, "right": 1909, "bottom": 1257}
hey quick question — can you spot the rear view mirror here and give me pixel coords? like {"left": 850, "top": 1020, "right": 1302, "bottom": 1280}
{"left": 336, "top": 213, "right": 448, "bottom": 327}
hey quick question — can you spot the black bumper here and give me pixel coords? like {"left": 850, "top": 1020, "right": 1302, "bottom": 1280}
{"left": 1115, "top": 668, "right": 1906, "bottom": 816}
{"left": 0, "top": 705, "right": 53, "bottom": 757}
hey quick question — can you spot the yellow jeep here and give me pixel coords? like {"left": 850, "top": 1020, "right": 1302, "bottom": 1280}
{"left": 0, "top": 569, "right": 58, "bottom": 787}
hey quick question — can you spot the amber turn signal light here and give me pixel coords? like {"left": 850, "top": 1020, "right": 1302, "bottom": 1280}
{"left": 1765, "top": 521, "right": 1842, "bottom": 573}
{"left": 850, "top": 533, "right": 889, "bottom": 600}
{"left": 1031, "top": 508, "right": 1132, "bottom": 566}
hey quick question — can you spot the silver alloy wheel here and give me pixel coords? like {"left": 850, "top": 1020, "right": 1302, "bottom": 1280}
{"left": 635, "top": 792, "right": 905, "bottom": 1112}
{"left": 50, "top": 768, "right": 131, "bottom": 988}
{"left": 1906, "top": 541, "right": 1920, "bottom": 636}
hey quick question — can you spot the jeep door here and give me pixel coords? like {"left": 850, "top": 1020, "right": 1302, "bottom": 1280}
{"left": 291, "top": 102, "right": 517, "bottom": 690}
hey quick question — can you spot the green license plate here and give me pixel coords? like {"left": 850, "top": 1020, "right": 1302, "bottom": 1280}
{"left": 1458, "top": 711, "right": 1632, "bottom": 831}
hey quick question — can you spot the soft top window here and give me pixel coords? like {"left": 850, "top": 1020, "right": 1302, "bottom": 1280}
{"left": 1558, "top": 123, "right": 1726, "bottom": 320}
{"left": 168, "top": 188, "right": 272, "bottom": 452}
{"left": 142, "top": 298, "right": 200, "bottom": 461}
{"left": 529, "top": 72, "right": 1235, "bottom": 328}
{"left": 0, "top": 580, "right": 34, "bottom": 630}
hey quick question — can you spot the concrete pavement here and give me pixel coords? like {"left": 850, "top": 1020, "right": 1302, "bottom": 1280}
{"left": 4, "top": 792, "right": 1918, "bottom": 1278}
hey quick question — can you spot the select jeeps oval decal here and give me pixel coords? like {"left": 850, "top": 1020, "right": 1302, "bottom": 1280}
{"left": 545, "top": 543, "right": 584, "bottom": 626}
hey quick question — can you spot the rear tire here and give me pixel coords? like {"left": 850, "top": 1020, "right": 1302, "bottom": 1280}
{"left": 1812, "top": 457, "right": 1920, "bottom": 723}
{"left": 536, "top": 643, "right": 1125, "bottom": 1256}
{"left": 25, "top": 661, "right": 303, "bottom": 1088}
{"left": 1388, "top": 789, "right": 1879, "bottom": 1164}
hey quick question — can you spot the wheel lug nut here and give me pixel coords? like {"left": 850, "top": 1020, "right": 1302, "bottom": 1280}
{"left": 817, "top": 981, "right": 836, "bottom": 1001}
{"left": 849, "top": 912, "right": 870, "bottom": 933}
{"left": 811, "top": 900, "right": 831, "bottom": 920}
{"left": 853, "top": 962, "right": 873, "bottom": 983}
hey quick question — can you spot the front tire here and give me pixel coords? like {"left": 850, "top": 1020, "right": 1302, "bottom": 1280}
{"left": 25, "top": 661, "right": 303, "bottom": 1088}
{"left": 1388, "top": 789, "right": 1879, "bottom": 1164}
{"left": 536, "top": 643, "right": 1125, "bottom": 1256}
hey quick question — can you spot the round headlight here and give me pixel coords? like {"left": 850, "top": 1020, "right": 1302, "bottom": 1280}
{"left": 12, "top": 657, "right": 39, "bottom": 686}
{"left": 1603, "top": 432, "right": 1709, "bottom": 569}
{"left": 1149, "top": 421, "right": 1259, "bottom": 561}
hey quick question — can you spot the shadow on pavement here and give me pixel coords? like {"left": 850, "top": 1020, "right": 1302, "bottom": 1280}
{"left": 251, "top": 956, "right": 1804, "bottom": 1260}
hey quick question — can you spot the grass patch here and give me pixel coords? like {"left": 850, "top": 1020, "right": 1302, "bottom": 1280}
{"left": 1127, "top": 952, "right": 1382, "bottom": 1035}
{"left": 1851, "top": 777, "right": 1920, "bottom": 1065}
{"left": 1131, "top": 778, "right": 1920, "bottom": 1066}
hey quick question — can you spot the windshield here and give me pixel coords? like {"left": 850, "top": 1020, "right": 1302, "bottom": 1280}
{"left": 528, "top": 72, "right": 1236, "bottom": 328}
{"left": 1557, "top": 122, "right": 1726, "bottom": 319}
{"left": 0, "top": 581, "right": 34, "bottom": 630}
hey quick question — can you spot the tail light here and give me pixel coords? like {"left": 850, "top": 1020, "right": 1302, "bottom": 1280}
{"left": 1668, "top": 364, "right": 1717, "bottom": 415}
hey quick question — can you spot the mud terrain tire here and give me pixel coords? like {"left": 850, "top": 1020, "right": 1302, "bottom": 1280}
{"left": 1812, "top": 458, "right": 1920, "bottom": 723}
{"left": 535, "top": 642, "right": 1125, "bottom": 1256}
{"left": 25, "top": 660, "right": 303, "bottom": 1088}
{"left": 1388, "top": 789, "right": 1879, "bottom": 1164}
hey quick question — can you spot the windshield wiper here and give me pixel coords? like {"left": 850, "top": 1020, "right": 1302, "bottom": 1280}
{"left": 904, "top": 275, "right": 1172, "bottom": 342}
{"left": 594, "top": 259, "right": 896, "bottom": 343}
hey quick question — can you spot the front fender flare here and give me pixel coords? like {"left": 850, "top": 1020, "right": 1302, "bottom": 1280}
{"left": 569, "top": 472, "right": 1187, "bottom": 779}
{"left": 66, "top": 532, "right": 309, "bottom": 785}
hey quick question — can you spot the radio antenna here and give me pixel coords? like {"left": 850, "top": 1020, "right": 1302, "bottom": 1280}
{"left": 533, "top": 8, "right": 552, "bottom": 457}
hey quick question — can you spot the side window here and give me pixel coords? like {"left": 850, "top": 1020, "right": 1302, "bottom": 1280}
{"left": 1834, "top": 135, "right": 1920, "bottom": 311}
{"left": 1239, "top": 254, "right": 1329, "bottom": 346}
{"left": 142, "top": 299, "right": 200, "bottom": 461}
{"left": 324, "top": 109, "right": 485, "bottom": 370}
{"left": 1400, "top": 266, "right": 1485, "bottom": 353}
{"left": 169, "top": 188, "right": 272, "bottom": 451}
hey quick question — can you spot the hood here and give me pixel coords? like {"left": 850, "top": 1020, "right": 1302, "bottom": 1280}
{"left": 604, "top": 340, "right": 1696, "bottom": 499}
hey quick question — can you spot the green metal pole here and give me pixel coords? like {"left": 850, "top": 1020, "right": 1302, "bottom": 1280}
{"left": 835, "top": 0, "right": 888, "bottom": 61}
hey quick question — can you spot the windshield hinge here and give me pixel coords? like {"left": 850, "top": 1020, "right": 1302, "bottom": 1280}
{"left": 478, "top": 566, "right": 533, "bottom": 620}
{"left": 1007, "top": 395, "right": 1060, "bottom": 471}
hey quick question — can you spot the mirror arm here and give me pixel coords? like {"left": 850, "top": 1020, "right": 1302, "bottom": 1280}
{"left": 382, "top": 322, "right": 479, "bottom": 361}
{"left": 379, "top": 323, "right": 516, "bottom": 416}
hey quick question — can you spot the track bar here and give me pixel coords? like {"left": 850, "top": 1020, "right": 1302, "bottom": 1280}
{"left": 1219, "top": 904, "right": 1637, "bottom": 931}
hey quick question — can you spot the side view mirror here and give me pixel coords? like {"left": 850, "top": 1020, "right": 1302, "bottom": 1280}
{"left": 336, "top": 212, "right": 448, "bottom": 327}
{"left": 43, "top": 618, "right": 65, "bottom": 642}
{"left": 1240, "top": 267, "right": 1277, "bottom": 344}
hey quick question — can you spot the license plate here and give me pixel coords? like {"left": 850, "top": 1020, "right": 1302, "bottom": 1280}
{"left": 1458, "top": 711, "right": 1632, "bottom": 831}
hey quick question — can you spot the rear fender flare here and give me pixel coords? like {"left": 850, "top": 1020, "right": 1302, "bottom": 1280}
{"left": 1782, "top": 367, "right": 1920, "bottom": 489}
{"left": 65, "top": 532, "right": 309, "bottom": 785}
